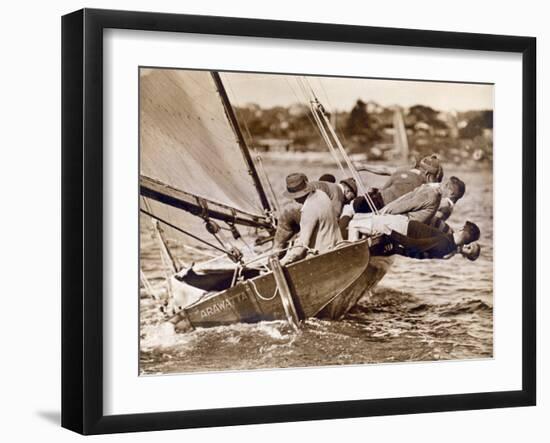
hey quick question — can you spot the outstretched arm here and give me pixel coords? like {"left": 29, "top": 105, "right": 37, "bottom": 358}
{"left": 272, "top": 225, "right": 295, "bottom": 254}
{"left": 273, "top": 205, "right": 300, "bottom": 255}
{"left": 353, "top": 162, "right": 397, "bottom": 176}
{"left": 280, "top": 208, "right": 317, "bottom": 266}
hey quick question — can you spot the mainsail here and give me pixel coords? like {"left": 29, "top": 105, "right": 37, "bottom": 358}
{"left": 140, "top": 69, "right": 272, "bottom": 248}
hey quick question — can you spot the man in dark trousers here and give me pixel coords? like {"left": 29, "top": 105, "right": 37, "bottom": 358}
{"left": 389, "top": 219, "right": 480, "bottom": 260}
{"left": 348, "top": 213, "right": 481, "bottom": 260}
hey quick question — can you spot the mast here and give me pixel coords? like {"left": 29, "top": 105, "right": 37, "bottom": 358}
{"left": 210, "top": 72, "right": 272, "bottom": 213}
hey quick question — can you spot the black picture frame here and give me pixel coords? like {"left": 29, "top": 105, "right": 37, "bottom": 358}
{"left": 61, "top": 8, "right": 536, "bottom": 435}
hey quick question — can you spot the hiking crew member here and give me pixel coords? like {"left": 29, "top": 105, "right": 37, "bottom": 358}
{"left": 354, "top": 154, "right": 445, "bottom": 182}
{"left": 381, "top": 176, "right": 465, "bottom": 224}
{"left": 279, "top": 173, "right": 342, "bottom": 266}
{"left": 429, "top": 187, "right": 464, "bottom": 233}
{"left": 381, "top": 183, "right": 442, "bottom": 224}
{"left": 351, "top": 154, "right": 444, "bottom": 214}
{"left": 390, "top": 220, "right": 480, "bottom": 260}
{"left": 338, "top": 155, "right": 443, "bottom": 237}
{"left": 348, "top": 213, "right": 481, "bottom": 260}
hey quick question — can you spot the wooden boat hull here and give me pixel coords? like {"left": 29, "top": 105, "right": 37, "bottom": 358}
{"left": 177, "top": 240, "right": 371, "bottom": 329}
{"left": 317, "top": 256, "right": 394, "bottom": 319}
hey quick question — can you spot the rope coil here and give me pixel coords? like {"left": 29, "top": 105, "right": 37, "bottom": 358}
{"left": 247, "top": 279, "right": 279, "bottom": 301}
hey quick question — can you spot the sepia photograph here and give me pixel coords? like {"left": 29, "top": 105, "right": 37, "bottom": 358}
{"left": 138, "top": 67, "right": 493, "bottom": 375}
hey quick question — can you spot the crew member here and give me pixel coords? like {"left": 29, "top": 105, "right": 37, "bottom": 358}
{"left": 311, "top": 177, "right": 357, "bottom": 218}
{"left": 339, "top": 155, "right": 443, "bottom": 236}
{"left": 279, "top": 173, "right": 342, "bottom": 266}
{"left": 428, "top": 184, "right": 464, "bottom": 233}
{"left": 348, "top": 213, "right": 480, "bottom": 260}
{"left": 381, "top": 176, "right": 465, "bottom": 224}
{"left": 273, "top": 175, "right": 356, "bottom": 251}
{"left": 351, "top": 154, "right": 444, "bottom": 214}
{"left": 390, "top": 219, "right": 480, "bottom": 260}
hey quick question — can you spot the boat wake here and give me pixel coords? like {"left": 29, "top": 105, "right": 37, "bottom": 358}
{"left": 140, "top": 286, "right": 492, "bottom": 375}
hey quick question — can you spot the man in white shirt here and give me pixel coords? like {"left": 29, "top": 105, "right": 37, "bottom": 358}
{"left": 311, "top": 177, "right": 357, "bottom": 219}
{"left": 279, "top": 173, "right": 342, "bottom": 266}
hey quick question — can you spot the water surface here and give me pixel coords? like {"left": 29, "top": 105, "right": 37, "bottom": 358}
{"left": 139, "top": 161, "right": 493, "bottom": 375}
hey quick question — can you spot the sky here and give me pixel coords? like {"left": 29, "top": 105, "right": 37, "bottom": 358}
{"left": 221, "top": 72, "right": 494, "bottom": 113}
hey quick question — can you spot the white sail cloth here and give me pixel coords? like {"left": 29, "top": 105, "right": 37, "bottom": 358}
{"left": 141, "top": 68, "right": 264, "bottom": 214}
{"left": 140, "top": 69, "right": 265, "bottom": 246}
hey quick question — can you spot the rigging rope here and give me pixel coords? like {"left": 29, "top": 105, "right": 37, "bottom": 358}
{"left": 297, "top": 76, "right": 349, "bottom": 176}
{"left": 142, "top": 196, "right": 180, "bottom": 270}
{"left": 254, "top": 153, "right": 281, "bottom": 214}
{"left": 158, "top": 247, "right": 175, "bottom": 299}
{"left": 285, "top": 78, "right": 328, "bottom": 140}
{"left": 197, "top": 199, "right": 245, "bottom": 263}
{"left": 140, "top": 268, "right": 159, "bottom": 300}
{"left": 309, "top": 101, "right": 347, "bottom": 176}
{"left": 285, "top": 76, "right": 347, "bottom": 176}
{"left": 140, "top": 208, "right": 237, "bottom": 257}
{"left": 316, "top": 78, "right": 350, "bottom": 148}
{"left": 142, "top": 196, "right": 179, "bottom": 301}
{"left": 313, "top": 101, "right": 380, "bottom": 214}
{"left": 296, "top": 76, "right": 379, "bottom": 215}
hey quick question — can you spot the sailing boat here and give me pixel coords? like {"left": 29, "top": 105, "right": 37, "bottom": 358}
{"left": 140, "top": 69, "right": 391, "bottom": 332}
{"left": 393, "top": 107, "right": 410, "bottom": 163}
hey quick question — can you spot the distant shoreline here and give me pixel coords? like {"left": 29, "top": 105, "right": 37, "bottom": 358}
{"left": 259, "top": 151, "right": 492, "bottom": 173}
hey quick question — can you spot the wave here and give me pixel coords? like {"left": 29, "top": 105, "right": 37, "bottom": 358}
{"left": 438, "top": 299, "right": 493, "bottom": 316}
